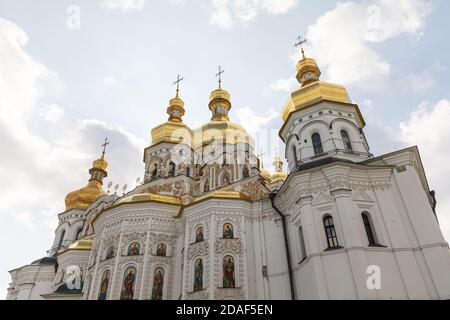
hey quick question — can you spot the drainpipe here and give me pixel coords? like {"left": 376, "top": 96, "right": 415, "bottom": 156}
{"left": 270, "top": 192, "right": 296, "bottom": 300}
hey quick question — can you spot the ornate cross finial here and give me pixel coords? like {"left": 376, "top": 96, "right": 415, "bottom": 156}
{"left": 216, "top": 66, "right": 225, "bottom": 89}
{"left": 173, "top": 74, "right": 184, "bottom": 97}
{"left": 295, "top": 36, "right": 308, "bottom": 59}
{"left": 101, "top": 137, "right": 109, "bottom": 159}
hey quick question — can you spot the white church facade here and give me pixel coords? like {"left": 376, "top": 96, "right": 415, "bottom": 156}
{"left": 6, "top": 51, "right": 450, "bottom": 300}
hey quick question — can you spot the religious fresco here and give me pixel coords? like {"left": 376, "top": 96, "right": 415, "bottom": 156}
{"left": 193, "top": 258, "right": 203, "bottom": 292}
{"left": 127, "top": 242, "right": 140, "bottom": 256}
{"left": 97, "top": 270, "right": 110, "bottom": 300}
{"left": 223, "top": 255, "right": 235, "bottom": 288}
{"left": 223, "top": 223, "right": 234, "bottom": 239}
{"left": 151, "top": 268, "right": 164, "bottom": 300}
{"left": 120, "top": 267, "right": 137, "bottom": 300}
{"left": 156, "top": 243, "right": 167, "bottom": 257}
{"left": 195, "top": 227, "right": 204, "bottom": 243}
{"left": 106, "top": 246, "right": 115, "bottom": 260}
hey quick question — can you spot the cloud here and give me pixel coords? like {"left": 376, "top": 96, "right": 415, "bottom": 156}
{"left": 234, "top": 106, "right": 279, "bottom": 132}
{"left": 100, "top": 0, "right": 145, "bottom": 11}
{"left": 399, "top": 99, "right": 450, "bottom": 241}
{"left": 262, "top": 0, "right": 297, "bottom": 14}
{"left": 269, "top": 77, "right": 297, "bottom": 92}
{"left": 305, "top": 0, "right": 432, "bottom": 89}
{"left": 13, "top": 211, "right": 35, "bottom": 231}
{"left": 103, "top": 76, "right": 119, "bottom": 87}
{"left": 209, "top": 0, "right": 298, "bottom": 29}
{"left": 40, "top": 104, "right": 64, "bottom": 123}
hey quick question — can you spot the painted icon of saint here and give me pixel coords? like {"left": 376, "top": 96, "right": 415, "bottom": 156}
{"left": 128, "top": 242, "right": 140, "bottom": 256}
{"left": 194, "top": 259, "right": 203, "bottom": 291}
{"left": 223, "top": 223, "right": 234, "bottom": 239}
{"left": 98, "top": 270, "right": 110, "bottom": 300}
{"left": 223, "top": 256, "right": 235, "bottom": 288}
{"left": 151, "top": 268, "right": 164, "bottom": 300}
{"left": 195, "top": 227, "right": 204, "bottom": 243}
{"left": 156, "top": 243, "right": 167, "bottom": 257}
{"left": 120, "top": 267, "right": 136, "bottom": 300}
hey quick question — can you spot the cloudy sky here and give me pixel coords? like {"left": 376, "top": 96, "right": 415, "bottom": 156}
{"left": 0, "top": 0, "right": 449, "bottom": 299}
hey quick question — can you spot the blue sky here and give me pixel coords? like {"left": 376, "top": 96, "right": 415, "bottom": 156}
{"left": 0, "top": 0, "right": 449, "bottom": 299}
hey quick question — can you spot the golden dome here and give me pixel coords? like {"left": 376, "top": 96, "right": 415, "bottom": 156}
{"left": 296, "top": 58, "right": 321, "bottom": 87}
{"left": 270, "top": 153, "right": 287, "bottom": 183}
{"left": 270, "top": 172, "right": 288, "bottom": 184}
{"left": 209, "top": 88, "right": 231, "bottom": 101}
{"left": 65, "top": 180, "right": 106, "bottom": 211}
{"left": 151, "top": 121, "right": 193, "bottom": 146}
{"left": 64, "top": 154, "right": 108, "bottom": 211}
{"left": 194, "top": 121, "right": 254, "bottom": 149}
{"left": 260, "top": 168, "right": 271, "bottom": 182}
{"left": 93, "top": 158, "right": 108, "bottom": 171}
{"left": 280, "top": 54, "right": 366, "bottom": 133}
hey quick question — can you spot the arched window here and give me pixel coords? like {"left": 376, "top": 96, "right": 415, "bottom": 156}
{"left": 298, "top": 226, "right": 307, "bottom": 261}
{"left": 312, "top": 133, "right": 324, "bottom": 155}
{"left": 151, "top": 267, "right": 164, "bottom": 300}
{"left": 193, "top": 258, "right": 203, "bottom": 292}
{"left": 127, "top": 242, "right": 140, "bottom": 256}
{"left": 152, "top": 164, "right": 158, "bottom": 180}
{"left": 362, "top": 212, "right": 377, "bottom": 246}
{"left": 223, "top": 223, "right": 234, "bottom": 239}
{"left": 186, "top": 167, "right": 191, "bottom": 177}
{"left": 156, "top": 243, "right": 167, "bottom": 257}
{"left": 58, "top": 230, "right": 66, "bottom": 249}
{"left": 120, "top": 266, "right": 136, "bottom": 300}
{"left": 106, "top": 246, "right": 115, "bottom": 260}
{"left": 169, "top": 162, "right": 176, "bottom": 177}
{"left": 195, "top": 227, "right": 204, "bottom": 243}
{"left": 323, "top": 215, "right": 339, "bottom": 249}
{"left": 223, "top": 255, "right": 235, "bottom": 288}
{"left": 340, "top": 130, "right": 353, "bottom": 151}
{"left": 98, "top": 270, "right": 110, "bottom": 300}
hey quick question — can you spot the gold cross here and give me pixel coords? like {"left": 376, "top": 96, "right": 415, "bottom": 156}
{"left": 173, "top": 74, "right": 184, "bottom": 97}
{"left": 295, "top": 36, "right": 308, "bottom": 59}
{"left": 101, "top": 137, "right": 109, "bottom": 159}
{"left": 216, "top": 66, "right": 225, "bottom": 89}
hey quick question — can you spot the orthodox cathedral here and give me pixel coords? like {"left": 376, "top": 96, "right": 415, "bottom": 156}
{"left": 6, "top": 48, "right": 450, "bottom": 300}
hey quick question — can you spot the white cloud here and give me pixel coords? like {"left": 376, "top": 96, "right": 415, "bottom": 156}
{"left": 0, "top": 18, "right": 146, "bottom": 233}
{"left": 234, "top": 106, "right": 278, "bottom": 132}
{"left": 399, "top": 99, "right": 450, "bottom": 241}
{"left": 269, "top": 77, "right": 297, "bottom": 92}
{"left": 306, "top": 0, "right": 432, "bottom": 89}
{"left": 262, "top": 0, "right": 297, "bottom": 14}
{"left": 103, "top": 76, "right": 119, "bottom": 87}
{"left": 210, "top": 0, "right": 234, "bottom": 29}
{"left": 13, "top": 211, "right": 35, "bottom": 231}
{"left": 100, "top": 0, "right": 145, "bottom": 11}
{"left": 40, "top": 104, "right": 64, "bottom": 123}
{"left": 209, "top": 0, "right": 298, "bottom": 29}
{"left": 406, "top": 70, "right": 436, "bottom": 92}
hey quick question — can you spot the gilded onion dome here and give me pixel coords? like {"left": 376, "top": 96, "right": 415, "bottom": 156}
{"left": 280, "top": 50, "right": 365, "bottom": 131}
{"left": 195, "top": 77, "right": 254, "bottom": 149}
{"left": 270, "top": 153, "right": 288, "bottom": 183}
{"left": 64, "top": 154, "right": 108, "bottom": 211}
{"left": 151, "top": 89, "right": 193, "bottom": 147}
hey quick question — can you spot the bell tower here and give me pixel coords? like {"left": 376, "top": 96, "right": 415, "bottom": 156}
{"left": 279, "top": 37, "right": 372, "bottom": 171}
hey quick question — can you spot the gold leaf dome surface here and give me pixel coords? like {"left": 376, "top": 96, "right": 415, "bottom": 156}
{"left": 64, "top": 180, "right": 105, "bottom": 211}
